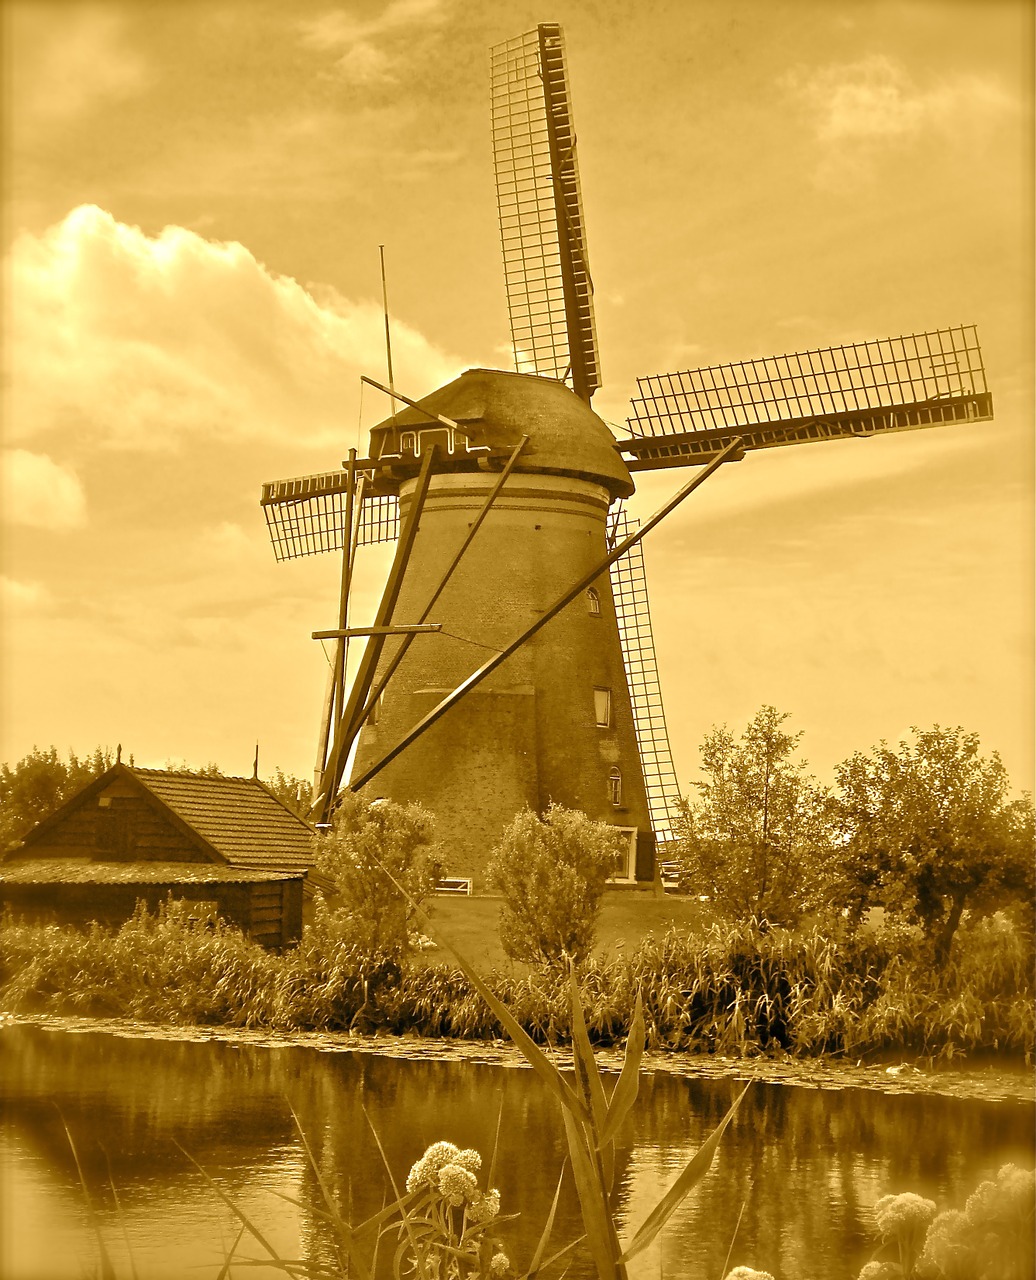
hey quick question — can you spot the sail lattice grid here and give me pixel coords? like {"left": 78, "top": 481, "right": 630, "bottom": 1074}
{"left": 625, "top": 325, "right": 990, "bottom": 440}
{"left": 607, "top": 503, "right": 683, "bottom": 841}
{"left": 490, "top": 25, "right": 600, "bottom": 398}
{"left": 261, "top": 474, "right": 398, "bottom": 562}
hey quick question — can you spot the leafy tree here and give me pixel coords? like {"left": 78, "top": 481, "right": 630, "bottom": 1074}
{"left": 487, "top": 804, "right": 625, "bottom": 968}
{"left": 265, "top": 768, "right": 313, "bottom": 817}
{"left": 835, "top": 726, "right": 1034, "bottom": 968}
{"left": 0, "top": 745, "right": 115, "bottom": 850}
{"left": 314, "top": 794, "right": 442, "bottom": 960}
{"left": 163, "top": 759, "right": 225, "bottom": 776}
{"left": 675, "top": 706, "right": 836, "bottom": 926}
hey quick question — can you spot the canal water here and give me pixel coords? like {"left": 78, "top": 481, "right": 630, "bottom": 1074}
{"left": 1, "top": 1022, "right": 1032, "bottom": 1280}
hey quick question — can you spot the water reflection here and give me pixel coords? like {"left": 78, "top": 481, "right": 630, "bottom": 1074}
{"left": 1, "top": 1025, "right": 1031, "bottom": 1279}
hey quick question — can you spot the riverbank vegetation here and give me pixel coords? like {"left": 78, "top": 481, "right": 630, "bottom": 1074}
{"left": 2, "top": 900, "right": 1031, "bottom": 1061}
{"left": 1, "top": 714, "right": 1032, "bottom": 1064}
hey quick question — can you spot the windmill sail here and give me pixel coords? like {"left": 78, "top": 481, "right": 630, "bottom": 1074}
{"left": 261, "top": 475, "right": 398, "bottom": 561}
{"left": 607, "top": 502, "right": 682, "bottom": 842}
{"left": 617, "top": 325, "right": 992, "bottom": 470}
{"left": 491, "top": 23, "right": 601, "bottom": 401}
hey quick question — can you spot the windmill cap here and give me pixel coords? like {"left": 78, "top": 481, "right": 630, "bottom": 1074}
{"left": 370, "top": 367, "right": 634, "bottom": 500}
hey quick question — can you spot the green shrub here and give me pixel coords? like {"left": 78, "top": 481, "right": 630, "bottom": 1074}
{"left": 487, "top": 805, "right": 624, "bottom": 968}
{"left": 316, "top": 794, "right": 442, "bottom": 962}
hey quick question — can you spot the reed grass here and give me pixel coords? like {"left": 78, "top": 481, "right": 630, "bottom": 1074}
{"left": 2, "top": 903, "right": 1031, "bottom": 1060}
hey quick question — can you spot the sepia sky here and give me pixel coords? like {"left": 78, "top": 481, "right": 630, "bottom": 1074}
{"left": 1, "top": 0, "right": 1033, "bottom": 795}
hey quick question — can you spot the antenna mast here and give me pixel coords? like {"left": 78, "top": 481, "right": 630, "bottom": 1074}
{"left": 379, "top": 244, "right": 395, "bottom": 395}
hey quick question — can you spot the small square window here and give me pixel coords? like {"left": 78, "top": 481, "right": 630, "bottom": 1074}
{"left": 594, "top": 687, "right": 611, "bottom": 728}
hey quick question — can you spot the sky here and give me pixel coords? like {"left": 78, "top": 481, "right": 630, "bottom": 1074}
{"left": 1, "top": 0, "right": 1033, "bottom": 797}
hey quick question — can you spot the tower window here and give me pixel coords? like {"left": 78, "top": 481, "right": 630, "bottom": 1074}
{"left": 608, "top": 768, "right": 622, "bottom": 807}
{"left": 586, "top": 587, "right": 601, "bottom": 616}
{"left": 594, "top": 687, "right": 611, "bottom": 728}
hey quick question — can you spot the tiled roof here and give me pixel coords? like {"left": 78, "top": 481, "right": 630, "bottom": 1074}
{"left": 132, "top": 770, "right": 316, "bottom": 872}
{"left": 1, "top": 859, "right": 302, "bottom": 886}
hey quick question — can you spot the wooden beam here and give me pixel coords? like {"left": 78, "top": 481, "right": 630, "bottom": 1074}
{"left": 313, "top": 454, "right": 361, "bottom": 785}
{"left": 312, "top": 445, "right": 438, "bottom": 823}
{"left": 312, "top": 624, "right": 442, "bottom": 640}
{"left": 348, "top": 435, "right": 530, "bottom": 738}
{"left": 360, "top": 375, "right": 473, "bottom": 437}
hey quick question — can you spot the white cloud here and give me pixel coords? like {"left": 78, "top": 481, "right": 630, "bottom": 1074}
{"left": 1, "top": 450, "right": 86, "bottom": 529}
{"left": 4, "top": 205, "right": 461, "bottom": 453}
{"left": 206, "top": 521, "right": 264, "bottom": 565}
{"left": 782, "top": 56, "right": 1014, "bottom": 145}
{"left": 299, "top": 0, "right": 447, "bottom": 85}
{"left": 10, "top": 6, "right": 147, "bottom": 130}
{"left": 300, "top": 0, "right": 445, "bottom": 50}
{"left": 332, "top": 42, "right": 394, "bottom": 86}
{"left": 1, "top": 576, "right": 53, "bottom": 614}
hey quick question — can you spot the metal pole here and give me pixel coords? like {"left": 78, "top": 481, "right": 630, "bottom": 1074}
{"left": 348, "top": 436, "right": 744, "bottom": 795}
{"left": 379, "top": 245, "right": 394, "bottom": 396}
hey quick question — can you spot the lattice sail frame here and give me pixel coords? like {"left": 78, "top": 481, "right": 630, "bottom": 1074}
{"left": 621, "top": 326, "right": 990, "bottom": 467}
{"left": 261, "top": 474, "right": 398, "bottom": 562}
{"left": 607, "top": 503, "right": 683, "bottom": 842}
{"left": 490, "top": 24, "right": 601, "bottom": 400}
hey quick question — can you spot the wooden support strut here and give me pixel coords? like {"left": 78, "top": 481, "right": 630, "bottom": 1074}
{"left": 311, "top": 445, "right": 438, "bottom": 823}
{"left": 360, "top": 376, "right": 472, "bottom": 437}
{"left": 347, "top": 436, "right": 745, "bottom": 796}
{"left": 313, "top": 625, "right": 443, "bottom": 640}
{"left": 313, "top": 452, "right": 360, "bottom": 784}
{"left": 347, "top": 435, "right": 530, "bottom": 741}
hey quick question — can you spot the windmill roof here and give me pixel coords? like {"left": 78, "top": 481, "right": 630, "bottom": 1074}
{"left": 374, "top": 368, "right": 634, "bottom": 499}
{"left": 14, "top": 765, "right": 317, "bottom": 874}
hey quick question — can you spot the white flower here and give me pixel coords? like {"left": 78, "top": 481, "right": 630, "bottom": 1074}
{"left": 857, "top": 1263, "right": 899, "bottom": 1279}
{"left": 438, "top": 1162, "right": 479, "bottom": 1206}
{"left": 453, "top": 1148, "right": 482, "bottom": 1175}
{"left": 874, "top": 1191, "right": 937, "bottom": 1240}
{"left": 963, "top": 1162, "right": 1035, "bottom": 1226}
{"left": 489, "top": 1253, "right": 510, "bottom": 1276}
{"left": 406, "top": 1141, "right": 461, "bottom": 1193}
{"left": 468, "top": 1188, "right": 501, "bottom": 1223}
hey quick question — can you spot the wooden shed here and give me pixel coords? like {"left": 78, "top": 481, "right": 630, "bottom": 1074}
{"left": 0, "top": 764, "right": 318, "bottom": 949}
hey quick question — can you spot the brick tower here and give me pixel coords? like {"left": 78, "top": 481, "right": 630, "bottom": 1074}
{"left": 348, "top": 368, "right": 655, "bottom": 889}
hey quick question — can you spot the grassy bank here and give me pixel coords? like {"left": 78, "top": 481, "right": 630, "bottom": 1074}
{"left": 1, "top": 902, "right": 1031, "bottom": 1061}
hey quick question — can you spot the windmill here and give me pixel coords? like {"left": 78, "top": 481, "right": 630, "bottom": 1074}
{"left": 259, "top": 23, "right": 993, "bottom": 889}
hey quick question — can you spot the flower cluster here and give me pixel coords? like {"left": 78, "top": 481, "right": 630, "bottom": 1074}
{"left": 916, "top": 1164, "right": 1035, "bottom": 1279}
{"left": 439, "top": 1162, "right": 480, "bottom": 1206}
{"left": 857, "top": 1164, "right": 1035, "bottom": 1280}
{"left": 873, "top": 1191, "right": 938, "bottom": 1242}
{"left": 402, "top": 1141, "right": 509, "bottom": 1278}
{"left": 469, "top": 1188, "right": 502, "bottom": 1224}
{"left": 724, "top": 1269, "right": 776, "bottom": 1280}
{"left": 856, "top": 1264, "right": 899, "bottom": 1280}
{"left": 406, "top": 1141, "right": 481, "bottom": 1194}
